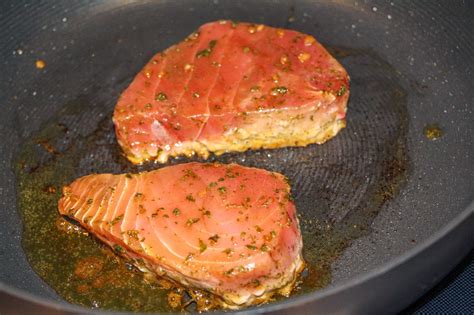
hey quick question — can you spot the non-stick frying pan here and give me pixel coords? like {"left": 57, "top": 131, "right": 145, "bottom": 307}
{"left": 0, "top": 1, "right": 473, "bottom": 314}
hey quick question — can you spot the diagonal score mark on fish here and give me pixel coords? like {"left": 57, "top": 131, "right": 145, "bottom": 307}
{"left": 113, "top": 20, "right": 349, "bottom": 164}
{"left": 59, "top": 162, "right": 304, "bottom": 309}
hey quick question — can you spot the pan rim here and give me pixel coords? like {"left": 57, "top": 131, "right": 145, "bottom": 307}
{"left": 1, "top": 200, "right": 473, "bottom": 314}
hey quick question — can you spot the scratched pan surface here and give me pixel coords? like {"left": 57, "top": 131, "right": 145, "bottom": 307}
{"left": 0, "top": 0, "right": 473, "bottom": 314}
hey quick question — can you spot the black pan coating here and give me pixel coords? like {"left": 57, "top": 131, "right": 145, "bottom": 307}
{"left": 0, "top": 0, "right": 472, "bottom": 314}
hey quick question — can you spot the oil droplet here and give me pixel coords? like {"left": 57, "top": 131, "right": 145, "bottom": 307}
{"left": 423, "top": 124, "right": 443, "bottom": 140}
{"left": 36, "top": 59, "right": 46, "bottom": 69}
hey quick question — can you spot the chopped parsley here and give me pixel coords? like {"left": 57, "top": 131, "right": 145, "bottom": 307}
{"left": 109, "top": 215, "right": 123, "bottom": 226}
{"left": 199, "top": 239, "right": 207, "bottom": 253}
{"left": 186, "top": 218, "right": 200, "bottom": 226}
{"left": 155, "top": 92, "right": 167, "bottom": 101}
{"left": 336, "top": 85, "right": 347, "bottom": 96}
{"left": 208, "top": 234, "right": 219, "bottom": 244}
{"left": 127, "top": 230, "right": 139, "bottom": 240}
{"left": 182, "top": 169, "right": 198, "bottom": 180}
{"left": 223, "top": 248, "right": 233, "bottom": 255}
{"left": 196, "top": 40, "right": 217, "bottom": 58}
{"left": 113, "top": 245, "right": 124, "bottom": 253}
{"left": 270, "top": 86, "right": 288, "bottom": 96}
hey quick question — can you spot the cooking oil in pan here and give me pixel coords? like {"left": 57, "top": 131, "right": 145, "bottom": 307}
{"left": 15, "top": 46, "right": 409, "bottom": 312}
{"left": 423, "top": 124, "right": 443, "bottom": 140}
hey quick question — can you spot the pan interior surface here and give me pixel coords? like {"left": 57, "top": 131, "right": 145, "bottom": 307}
{"left": 0, "top": 0, "right": 472, "bottom": 313}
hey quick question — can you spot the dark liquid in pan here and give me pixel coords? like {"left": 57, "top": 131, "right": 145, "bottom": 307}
{"left": 15, "top": 46, "right": 409, "bottom": 312}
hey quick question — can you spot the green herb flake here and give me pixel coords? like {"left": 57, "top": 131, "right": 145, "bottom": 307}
{"left": 127, "top": 230, "right": 139, "bottom": 240}
{"left": 182, "top": 169, "right": 198, "bottom": 180}
{"left": 336, "top": 85, "right": 347, "bottom": 96}
{"left": 186, "top": 218, "right": 200, "bottom": 226}
{"left": 86, "top": 198, "right": 93, "bottom": 205}
{"left": 218, "top": 186, "right": 227, "bottom": 194}
{"left": 251, "top": 279, "right": 261, "bottom": 287}
{"left": 185, "top": 194, "right": 195, "bottom": 202}
{"left": 270, "top": 86, "right": 288, "bottom": 96}
{"left": 255, "top": 225, "right": 263, "bottom": 233}
{"left": 109, "top": 215, "right": 124, "bottom": 226}
{"left": 196, "top": 49, "right": 209, "bottom": 58}
{"left": 172, "top": 208, "right": 181, "bottom": 216}
{"left": 260, "top": 244, "right": 269, "bottom": 252}
{"left": 225, "top": 169, "right": 240, "bottom": 178}
{"left": 114, "top": 245, "right": 124, "bottom": 253}
{"left": 209, "top": 40, "right": 217, "bottom": 49}
{"left": 151, "top": 207, "right": 165, "bottom": 218}
{"left": 246, "top": 244, "right": 257, "bottom": 251}
{"left": 223, "top": 248, "right": 233, "bottom": 256}
{"left": 196, "top": 40, "right": 218, "bottom": 58}
{"left": 198, "top": 239, "right": 207, "bottom": 253}
{"left": 209, "top": 181, "right": 218, "bottom": 187}
{"left": 208, "top": 234, "right": 219, "bottom": 244}
{"left": 155, "top": 92, "right": 167, "bottom": 101}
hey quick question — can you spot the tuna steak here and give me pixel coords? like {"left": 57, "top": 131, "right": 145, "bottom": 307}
{"left": 58, "top": 163, "right": 303, "bottom": 308}
{"left": 114, "top": 20, "right": 349, "bottom": 164}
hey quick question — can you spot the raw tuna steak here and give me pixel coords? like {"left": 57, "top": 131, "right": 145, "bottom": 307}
{"left": 114, "top": 20, "right": 349, "bottom": 164}
{"left": 58, "top": 163, "right": 303, "bottom": 308}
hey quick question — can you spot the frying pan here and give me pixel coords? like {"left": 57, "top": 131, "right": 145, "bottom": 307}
{"left": 0, "top": 0, "right": 473, "bottom": 314}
